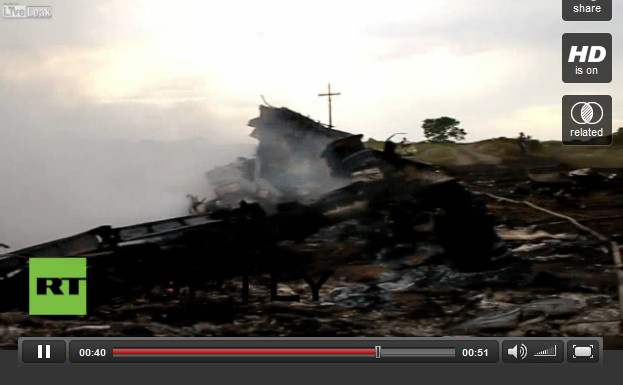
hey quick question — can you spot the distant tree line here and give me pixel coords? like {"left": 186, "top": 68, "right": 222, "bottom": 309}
{"left": 419, "top": 117, "right": 622, "bottom": 147}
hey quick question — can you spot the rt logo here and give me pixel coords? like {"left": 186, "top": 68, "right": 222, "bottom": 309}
{"left": 29, "top": 258, "right": 87, "bottom": 315}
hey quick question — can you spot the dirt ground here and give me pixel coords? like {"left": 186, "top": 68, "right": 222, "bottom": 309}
{"left": 1, "top": 156, "right": 622, "bottom": 349}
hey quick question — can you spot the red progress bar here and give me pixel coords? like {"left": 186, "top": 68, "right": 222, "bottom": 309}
{"left": 113, "top": 349, "right": 375, "bottom": 355}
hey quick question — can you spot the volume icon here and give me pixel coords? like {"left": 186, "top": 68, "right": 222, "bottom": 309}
{"left": 507, "top": 344, "right": 528, "bottom": 360}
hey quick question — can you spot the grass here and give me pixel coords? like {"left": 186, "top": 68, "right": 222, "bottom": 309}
{"left": 470, "top": 138, "right": 523, "bottom": 159}
{"left": 538, "top": 141, "right": 623, "bottom": 168}
{"left": 364, "top": 137, "right": 623, "bottom": 168}
{"left": 365, "top": 139, "right": 457, "bottom": 164}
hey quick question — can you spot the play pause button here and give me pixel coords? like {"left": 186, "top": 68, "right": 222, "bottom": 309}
{"left": 21, "top": 340, "right": 66, "bottom": 363}
{"left": 38, "top": 344, "right": 51, "bottom": 359}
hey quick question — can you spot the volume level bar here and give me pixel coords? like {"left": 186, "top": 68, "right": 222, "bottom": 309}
{"left": 113, "top": 348, "right": 375, "bottom": 355}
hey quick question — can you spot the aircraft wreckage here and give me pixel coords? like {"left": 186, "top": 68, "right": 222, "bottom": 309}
{"left": 0, "top": 105, "right": 507, "bottom": 310}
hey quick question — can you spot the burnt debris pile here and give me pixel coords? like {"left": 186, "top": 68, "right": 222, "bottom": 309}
{"left": 0, "top": 105, "right": 621, "bottom": 346}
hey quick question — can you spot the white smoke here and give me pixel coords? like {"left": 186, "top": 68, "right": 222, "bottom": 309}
{"left": 0, "top": 133, "right": 254, "bottom": 251}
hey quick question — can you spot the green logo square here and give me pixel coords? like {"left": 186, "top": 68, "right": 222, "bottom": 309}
{"left": 29, "top": 258, "right": 87, "bottom": 315}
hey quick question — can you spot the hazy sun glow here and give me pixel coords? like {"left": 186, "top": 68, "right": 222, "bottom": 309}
{"left": 40, "top": 1, "right": 522, "bottom": 107}
{"left": 0, "top": 0, "right": 620, "bottom": 141}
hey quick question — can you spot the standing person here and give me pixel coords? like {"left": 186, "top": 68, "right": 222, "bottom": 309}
{"left": 518, "top": 132, "right": 527, "bottom": 155}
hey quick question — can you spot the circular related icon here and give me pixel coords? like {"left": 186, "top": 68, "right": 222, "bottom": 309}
{"left": 571, "top": 102, "right": 604, "bottom": 124}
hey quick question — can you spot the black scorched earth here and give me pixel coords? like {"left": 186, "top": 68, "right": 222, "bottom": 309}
{"left": 1, "top": 105, "right": 622, "bottom": 348}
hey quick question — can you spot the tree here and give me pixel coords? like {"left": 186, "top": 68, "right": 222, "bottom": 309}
{"left": 614, "top": 127, "right": 623, "bottom": 145}
{"left": 422, "top": 117, "right": 466, "bottom": 142}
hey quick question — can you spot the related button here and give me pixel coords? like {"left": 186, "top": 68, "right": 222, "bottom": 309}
{"left": 502, "top": 340, "right": 564, "bottom": 363}
{"left": 562, "top": 95, "right": 612, "bottom": 145}
{"left": 22, "top": 340, "right": 66, "bottom": 363}
{"left": 563, "top": 0, "right": 612, "bottom": 21}
{"left": 562, "top": 33, "right": 612, "bottom": 83}
{"left": 567, "top": 340, "right": 600, "bottom": 363}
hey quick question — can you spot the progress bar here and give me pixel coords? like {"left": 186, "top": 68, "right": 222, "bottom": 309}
{"left": 112, "top": 347, "right": 456, "bottom": 358}
{"left": 114, "top": 348, "right": 376, "bottom": 355}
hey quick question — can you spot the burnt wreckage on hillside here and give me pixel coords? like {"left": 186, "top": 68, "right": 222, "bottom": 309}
{"left": 189, "top": 106, "right": 356, "bottom": 212}
{"left": 0, "top": 105, "right": 505, "bottom": 309}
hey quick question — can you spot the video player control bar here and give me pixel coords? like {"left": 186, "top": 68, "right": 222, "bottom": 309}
{"left": 18, "top": 337, "right": 602, "bottom": 365}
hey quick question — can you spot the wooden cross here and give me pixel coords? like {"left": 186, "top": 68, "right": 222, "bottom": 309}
{"left": 318, "top": 83, "right": 340, "bottom": 128}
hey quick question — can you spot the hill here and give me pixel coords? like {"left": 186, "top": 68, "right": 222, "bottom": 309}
{"left": 365, "top": 137, "right": 623, "bottom": 168}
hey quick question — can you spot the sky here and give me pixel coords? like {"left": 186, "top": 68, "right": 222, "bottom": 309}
{"left": 0, "top": 0, "right": 621, "bottom": 248}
